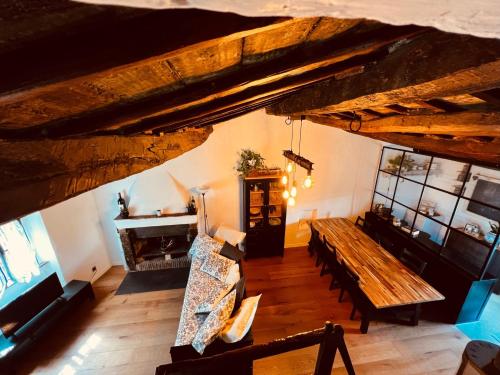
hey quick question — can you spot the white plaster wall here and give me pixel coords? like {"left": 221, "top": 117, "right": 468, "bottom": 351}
{"left": 78, "top": 0, "right": 500, "bottom": 39}
{"left": 40, "top": 191, "right": 112, "bottom": 283}
{"left": 93, "top": 110, "right": 383, "bottom": 264}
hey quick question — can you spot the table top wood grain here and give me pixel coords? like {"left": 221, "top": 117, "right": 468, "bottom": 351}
{"left": 313, "top": 218, "right": 445, "bottom": 309}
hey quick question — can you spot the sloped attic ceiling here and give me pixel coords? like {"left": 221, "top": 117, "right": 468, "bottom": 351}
{"left": 0, "top": 0, "right": 499, "bottom": 223}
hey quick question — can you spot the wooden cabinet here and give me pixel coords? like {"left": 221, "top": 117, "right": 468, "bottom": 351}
{"left": 242, "top": 175, "right": 287, "bottom": 258}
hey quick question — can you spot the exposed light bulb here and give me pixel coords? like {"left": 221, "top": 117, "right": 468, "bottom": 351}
{"left": 286, "top": 162, "right": 293, "bottom": 173}
{"left": 303, "top": 174, "right": 312, "bottom": 189}
{"left": 287, "top": 197, "right": 296, "bottom": 206}
{"left": 281, "top": 174, "right": 288, "bottom": 185}
{"left": 282, "top": 190, "right": 290, "bottom": 199}
{"left": 290, "top": 183, "right": 297, "bottom": 197}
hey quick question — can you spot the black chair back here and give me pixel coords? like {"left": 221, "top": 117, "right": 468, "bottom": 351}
{"left": 399, "top": 248, "right": 427, "bottom": 276}
{"left": 311, "top": 226, "right": 322, "bottom": 248}
{"left": 355, "top": 216, "right": 365, "bottom": 228}
{"left": 324, "top": 236, "right": 342, "bottom": 273}
{"left": 340, "top": 260, "right": 359, "bottom": 286}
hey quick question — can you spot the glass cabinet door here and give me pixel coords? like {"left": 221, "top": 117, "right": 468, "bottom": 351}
{"left": 248, "top": 181, "right": 265, "bottom": 230}
{"left": 267, "top": 179, "right": 284, "bottom": 228}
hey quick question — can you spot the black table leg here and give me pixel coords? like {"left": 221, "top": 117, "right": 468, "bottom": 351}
{"left": 411, "top": 304, "right": 422, "bottom": 326}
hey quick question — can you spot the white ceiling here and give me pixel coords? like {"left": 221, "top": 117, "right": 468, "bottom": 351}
{"left": 75, "top": 0, "right": 500, "bottom": 39}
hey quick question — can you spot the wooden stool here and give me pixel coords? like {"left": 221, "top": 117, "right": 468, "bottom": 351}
{"left": 456, "top": 340, "right": 500, "bottom": 375}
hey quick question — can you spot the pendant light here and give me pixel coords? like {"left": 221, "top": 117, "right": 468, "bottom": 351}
{"left": 282, "top": 115, "right": 314, "bottom": 205}
{"left": 303, "top": 171, "right": 313, "bottom": 189}
{"left": 281, "top": 174, "right": 288, "bottom": 185}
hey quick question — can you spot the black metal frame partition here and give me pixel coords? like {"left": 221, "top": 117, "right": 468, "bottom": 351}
{"left": 371, "top": 146, "right": 500, "bottom": 280}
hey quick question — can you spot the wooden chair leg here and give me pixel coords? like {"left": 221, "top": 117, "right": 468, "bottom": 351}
{"left": 320, "top": 262, "right": 328, "bottom": 276}
{"left": 350, "top": 306, "right": 356, "bottom": 320}
{"left": 315, "top": 254, "right": 322, "bottom": 267}
{"left": 338, "top": 288, "right": 345, "bottom": 303}
{"left": 329, "top": 277, "right": 338, "bottom": 290}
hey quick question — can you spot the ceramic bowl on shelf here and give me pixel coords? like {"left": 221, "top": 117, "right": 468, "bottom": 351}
{"left": 269, "top": 218, "right": 281, "bottom": 226}
{"left": 250, "top": 207, "right": 261, "bottom": 215}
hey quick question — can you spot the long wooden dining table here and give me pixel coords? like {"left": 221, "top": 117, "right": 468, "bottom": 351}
{"left": 312, "top": 218, "right": 444, "bottom": 312}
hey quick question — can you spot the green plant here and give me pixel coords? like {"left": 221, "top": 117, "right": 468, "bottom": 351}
{"left": 490, "top": 221, "right": 499, "bottom": 234}
{"left": 235, "top": 149, "right": 267, "bottom": 176}
{"left": 387, "top": 154, "right": 415, "bottom": 171}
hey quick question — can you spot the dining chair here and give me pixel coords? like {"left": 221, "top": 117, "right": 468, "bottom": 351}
{"left": 399, "top": 248, "right": 428, "bottom": 276}
{"left": 338, "top": 260, "right": 375, "bottom": 333}
{"left": 356, "top": 217, "right": 382, "bottom": 245}
{"left": 324, "top": 236, "right": 342, "bottom": 290}
{"left": 355, "top": 216, "right": 365, "bottom": 228}
{"left": 307, "top": 222, "right": 315, "bottom": 258}
{"left": 309, "top": 225, "right": 324, "bottom": 267}
{"left": 318, "top": 238, "right": 333, "bottom": 277}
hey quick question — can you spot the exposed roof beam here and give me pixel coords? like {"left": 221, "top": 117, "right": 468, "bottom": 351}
{"left": 471, "top": 88, "right": 500, "bottom": 107}
{"left": 0, "top": 128, "right": 212, "bottom": 224}
{"left": 357, "top": 132, "right": 500, "bottom": 167}
{"left": 266, "top": 32, "right": 500, "bottom": 116}
{"left": 0, "top": 9, "right": 282, "bottom": 95}
{"left": 0, "top": 17, "right": 366, "bottom": 133}
{"left": 305, "top": 112, "right": 500, "bottom": 137}
{"left": 1, "top": 23, "right": 423, "bottom": 139}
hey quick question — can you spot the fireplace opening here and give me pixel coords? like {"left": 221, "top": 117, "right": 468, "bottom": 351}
{"left": 116, "top": 218, "right": 198, "bottom": 271}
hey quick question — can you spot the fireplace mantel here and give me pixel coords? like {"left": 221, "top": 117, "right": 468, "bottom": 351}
{"left": 114, "top": 213, "right": 197, "bottom": 230}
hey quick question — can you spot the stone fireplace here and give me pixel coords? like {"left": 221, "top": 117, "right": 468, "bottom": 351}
{"left": 114, "top": 213, "right": 197, "bottom": 271}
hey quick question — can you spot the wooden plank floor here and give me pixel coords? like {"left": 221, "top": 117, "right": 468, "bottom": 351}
{"left": 14, "top": 248, "right": 469, "bottom": 374}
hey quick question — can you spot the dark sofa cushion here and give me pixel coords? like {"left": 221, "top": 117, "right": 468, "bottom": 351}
{"left": 220, "top": 241, "right": 244, "bottom": 261}
{"left": 233, "top": 277, "right": 246, "bottom": 312}
{"left": 0, "top": 273, "right": 63, "bottom": 338}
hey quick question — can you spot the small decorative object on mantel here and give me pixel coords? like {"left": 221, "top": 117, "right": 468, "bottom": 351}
{"left": 187, "top": 196, "right": 197, "bottom": 214}
{"left": 117, "top": 192, "right": 129, "bottom": 218}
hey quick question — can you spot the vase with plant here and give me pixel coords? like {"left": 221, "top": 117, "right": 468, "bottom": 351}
{"left": 236, "top": 149, "right": 267, "bottom": 177}
{"left": 485, "top": 221, "right": 500, "bottom": 248}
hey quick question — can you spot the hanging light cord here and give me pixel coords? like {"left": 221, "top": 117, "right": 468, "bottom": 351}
{"left": 298, "top": 116, "right": 303, "bottom": 156}
{"left": 290, "top": 120, "right": 294, "bottom": 151}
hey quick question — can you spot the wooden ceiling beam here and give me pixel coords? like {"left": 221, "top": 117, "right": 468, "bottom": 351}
{"left": 305, "top": 112, "right": 500, "bottom": 137}
{"left": 422, "top": 99, "right": 465, "bottom": 112}
{"left": 0, "top": 23, "right": 423, "bottom": 139}
{"left": 0, "top": 8, "right": 282, "bottom": 95}
{"left": 471, "top": 88, "right": 500, "bottom": 107}
{"left": 266, "top": 32, "right": 500, "bottom": 116}
{"left": 0, "top": 127, "right": 213, "bottom": 224}
{"left": 358, "top": 133, "right": 500, "bottom": 167}
{"left": 306, "top": 115, "right": 500, "bottom": 165}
